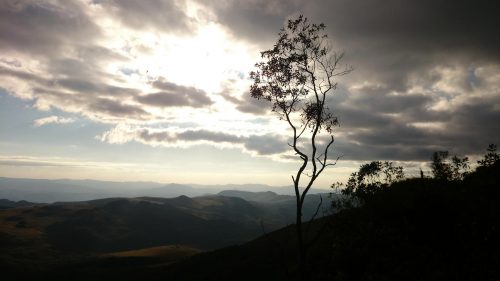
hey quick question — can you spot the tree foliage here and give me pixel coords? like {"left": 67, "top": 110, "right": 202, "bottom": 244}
{"left": 477, "top": 144, "right": 500, "bottom": 167}
{"left": 431, "top": 151, "right": 470, "bottom": 181}
{"left": 341, "top": 161, "right": 405, "bottom": 201}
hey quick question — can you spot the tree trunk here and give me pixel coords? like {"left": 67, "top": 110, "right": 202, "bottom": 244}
{"left": 296, "top": 200, "right": 307, "bottom": 281}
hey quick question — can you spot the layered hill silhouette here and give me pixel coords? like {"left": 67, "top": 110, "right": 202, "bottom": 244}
{"left": 0, "top": 177, "right": 327, "bottom": 202}
{"left": 2, "top": 160, "right": 499, "bottom": 280}
{"left": 156, "top": 160, "right": 500, "bottom": 281}
{"left": 5, "top": 160, "right": 495, "bottom": 281}
{"left": 0, "top": 198, "right": 42, "bottom": 209}
{"left": 0, "top": 191, "right": 329, "bottom": 277}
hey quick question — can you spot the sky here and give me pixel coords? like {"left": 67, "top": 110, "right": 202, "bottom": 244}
{"left": 0, "top": 0, "right": 499, "bottom": 188}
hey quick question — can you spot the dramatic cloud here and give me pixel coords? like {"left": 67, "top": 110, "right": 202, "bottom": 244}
{"left": 220, "top": 90, "right": 268, "bottom": 115}
{"left": 95, "top": 0, "right": 194, "bottom": 33}
{"left": 207, "top": 0, "right": 500, "bottom": 161}
{"left": 197, "top": 0, "right": 302, "bottom": 45}
{"left": 311, "top": 0, "right": 500, "bottom": 60}
{"left": 136, "top": 77, "right": 213, "bottom": 108}
{"left": 99, "top": 125, "right": 288, "bottom": 156}
{"left": 0, "top": 0, "right": 101, "bottom": 56}
{"left": 330, "top": 62, "right": 500, "bottom": 160}
{"left": 1, "top": 0, "right": 499, "bottom": 180}
{"left": 0, "top": 155, "right": 142, "bottom": 170}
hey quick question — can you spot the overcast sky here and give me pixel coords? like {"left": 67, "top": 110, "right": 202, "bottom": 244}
{"left": 1, "top": 0, "right": 499, "bottom": 187}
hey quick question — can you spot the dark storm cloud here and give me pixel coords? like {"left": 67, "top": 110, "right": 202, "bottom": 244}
{"left": 305, "top": 0, "right": 500, "bottom": 99}
{"left": 331, "top": 85, "right": 448, "bottom": 129}
{"left": 445, "top": 100, "right": 500, "bottom": 152}
{"left": 176, "top": 130, "right": 288, "bottom": 156}
{"left": 131, "top": 127, "right": 288, "bottom": 156}
{"left": 198, "top": 0, "right": 302, "bottom": 44}
{"left": 310, "top": 0, "right": 499, "bottom": 59}
{"left": 331, "top": 140, "right": 439, "bottom": 162}
{"left": 332, "top": 95, "right": 500, "bottom": 161}
{"left": 0, "top": 1, "right": 101, "bottom": 56}
{"left": 218, "top": 0, "right": 499, "bottom": 89}
{"left": 211, "top": 0, "right": 500, "bottom": 160}
{"left": 345, "top": 86, "right": 433, "bottom": 115}
{"left": 92, "top": 0, "right": 194, "bottom": 33}
{"left": 135, "top": 129, "right": 241, "bottom": 144}
{"left": 136, "top": 78, "right": 213, "bottom": 108}
{"left": 207, "top": 0, "right": 498, "bottom": 59}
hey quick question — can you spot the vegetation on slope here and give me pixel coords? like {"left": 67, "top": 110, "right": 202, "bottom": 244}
{"left": 159, "top": 146, "right": 500, "bottom": 281}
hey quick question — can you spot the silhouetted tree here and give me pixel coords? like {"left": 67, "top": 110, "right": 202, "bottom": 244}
{"left": 431, "top": 151, "right": 469, "bottom": 181}
{"left": 431, "top": 151, "right": 452, "bottom": 180}
{"left": 341, "top": 161, "right": 405, "bottom": 202}
{"left": 249, "top": 14, "right": 351, "bottom": 280}
{"left": 478, "top": 144, "right": 500, "bottom": 167}
{"left": 450, "top": 155, "right": 470, "bottom": 181}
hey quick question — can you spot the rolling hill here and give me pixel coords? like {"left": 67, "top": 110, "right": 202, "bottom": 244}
{"left": 0, "top": 191, "right": 331, "bottom": 278}
{"left": 28, "top": 160, "right": 500, "bottom": 281}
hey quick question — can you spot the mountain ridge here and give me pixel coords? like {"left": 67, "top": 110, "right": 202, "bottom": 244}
{"left": 0, "top": 177, "right": 329, "bottom": 203}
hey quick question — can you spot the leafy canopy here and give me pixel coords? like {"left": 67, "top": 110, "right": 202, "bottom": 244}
{"left": 250, "top": 15, "right": 351, "bottom": 136}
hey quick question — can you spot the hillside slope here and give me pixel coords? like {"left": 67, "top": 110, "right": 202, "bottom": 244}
{"left": 4, "top": 163, "right": 499, "bottom": 280}
{"left": 0, "top": 193, "right": 308, "bottom": 277}
{"left": 157, "top": 162, "right": 500, "bottom": 281}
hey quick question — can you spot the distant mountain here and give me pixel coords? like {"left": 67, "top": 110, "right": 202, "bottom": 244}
{"left": 0, "top": 199, "right": 42, "bottom": 209}
{"left": 218, "top": 190, "right": 292, "bottom": 203}
{"left": 0, "top": 196, "right": 264, "bottom": 254}
{"left": 0, "top": 177, "right": 329, "bottom": 203}
{"left": 0, "top": 177, "right": 207, "bottom": 202}
{"left": 218, "top": 189, "right": 334, "bottom": 227}
{"left": 194, "top": 183, "right": 327, "bottom": 196}
{"left": 0, "top": 191, "right": 334, "bottom": 275}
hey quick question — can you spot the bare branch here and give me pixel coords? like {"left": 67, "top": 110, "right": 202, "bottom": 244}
{"left": 304, "top": 194, "right": 323, "bottom": 247}
{"left": 309, "top": 194, "right": 323, "bottom": 223}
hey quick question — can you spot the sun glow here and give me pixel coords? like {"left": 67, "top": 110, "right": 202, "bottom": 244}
{"left": 109, "top": 22, "right": 258, "bottom": 96}
{"left": 88, "top": 0, "right": 260, "bottom": 101}
{"left": 83, "top": 8, "right": 271, "bottom": 133}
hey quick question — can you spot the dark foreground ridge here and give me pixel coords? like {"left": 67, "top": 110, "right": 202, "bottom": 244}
{"left": 1, "top": 162, "right": 499, "bottom": 280}
{"left": 157, "top": 161, "right": 500, "bottom": 281}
